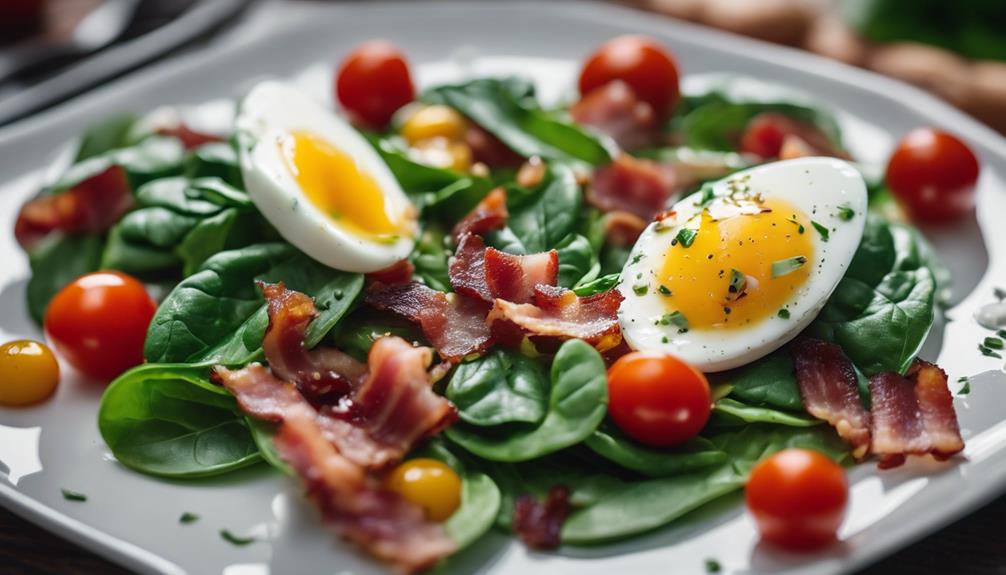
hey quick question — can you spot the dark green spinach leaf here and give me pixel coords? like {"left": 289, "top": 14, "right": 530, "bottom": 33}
{"left": 446, "top": 349, "right": 549, "bottom": 427}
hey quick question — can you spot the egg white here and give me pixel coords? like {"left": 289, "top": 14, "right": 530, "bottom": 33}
{"left": 235, "top": 80, "right": 415, "bottom": 273}
{"left": 617, "top": 157, "right": 868, "bottom": 372}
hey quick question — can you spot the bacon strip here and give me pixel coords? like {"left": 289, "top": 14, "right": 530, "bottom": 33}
{"left": 487, "top": 285, "right": 623, "bottom": 352}
{"left": 513, "top": 486, "right": 571, "bottom": 550}
{"left": 260, "top": 282, "right": 367, "bottom": 402}
{"left": 571, "top": 81, "right": 661, "bottom": 151}
{"left": 274, "top": 406, "right": 456, "bottom": 573}
{"left": 792, "top": 338, "right": 872, "bottom": 458}
{"left": 449, "top": 234, "right": 558, "bottom": 305}
{"left": 870, "top": 360, "right": 965, "bottom": 469}
{"left": 587, "top": 154, "right": 676, "bottom": 222}
{"left": 157, "top": 124, "right": 223, "bottom": 150}
{"left": 14, "top": 165, "right": 132, "bottom": 250}
{"left": 365, "top": 281, "right": 493, "bottom": 362}
{"left": 365, "top": 259, "right": 415, "bottom": 286}
{"left": 452, "top": 187, "right": 509, "bottom": 242}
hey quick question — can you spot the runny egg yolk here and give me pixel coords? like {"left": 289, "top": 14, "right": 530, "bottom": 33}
{"left": 282, "top": 130, "right": 411, "bottom": 241}
{"left": 658, "top": 198, "right": 814, "bottom": 330}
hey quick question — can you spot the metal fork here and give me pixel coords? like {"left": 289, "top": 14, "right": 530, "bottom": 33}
{"left": 0, "top": 0, "right": 140, "bottom": 83}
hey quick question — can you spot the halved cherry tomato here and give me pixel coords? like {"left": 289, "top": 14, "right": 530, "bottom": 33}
{"left": 885, "top": 128, "right": 980, "bottom": 224}
{"left": 44, "top": 271, "right": 156, "bottom": 381}
{"left": 0, "top": 339, "right": 59, "bottom": 406}
{"left": 578, "top": 35, "right": 681, "bottom": 120}
{"left": 336, "top": 40, "right": 415, "bottom": 129}
{"left": 383, "top": 458, "right": 461, "bottom": 521}
{"left": 746, "top": 448, "right": 848, "bottom": 551}
{"left": 606, "top": 351, "right": 711, "bottom": 447}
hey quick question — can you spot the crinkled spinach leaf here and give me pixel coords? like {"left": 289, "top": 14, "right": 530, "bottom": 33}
{"left": 446, "top": 349, "right": 549, "bottom": 427}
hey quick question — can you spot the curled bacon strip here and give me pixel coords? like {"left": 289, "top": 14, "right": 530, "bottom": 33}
{"left": 260, "top": 282, "right": 367, "bottom": 402}
{"left": 452, "top": 187, "right": 509, "bottom": 242}
{"left": 365, "top": 281, "right": 493, "bottom": 362}
{"left": 450, "top": 234, "right": 558, "bottom": 305}
{"left": 487, "top": 285, "right": 623, "bottom": 352}
{"left": 366, "top": 259, "right": 415, "bottom": 286}
{"left": 275, "top": 406, "right": 456, "bottom": 573}
{"left": 792, "top": 338, "right": 872, "bottom": 458}
{"left": 513, "top": 486, "right": 571, "bottom": 550}
{"left": 14, "top": 165, "right": 132, "bottom": 250}
{"left": 870, "top": 360, "right": 965, "bottom": 469}
{"left": 588, "top": 154, "right": 676, "bottom": 222}
{"left": 570, "top": 81, "right": 661, "bottom": 151}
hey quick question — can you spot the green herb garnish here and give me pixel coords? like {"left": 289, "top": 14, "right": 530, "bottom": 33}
{"left": 777, "top": 308, "right": 791, "bottom": 320}
{"left": 220, "top": 529, "right": 256, "bottom": 546}
{"left": 771, "top": 256, "right": 807, "bottom": 278}
{"left": 958, "top": 376, "right": 971, "bottom": 395}
{"left": 61, "top": 489, "right": 87, "bottom": 502}
{"left": 180, "top": 512, "right": 200, "bottom": 524}
{"left": 660, "top": 311, "right": 689, "bottom": 332}
{"left": 657, "top": 284, "right": 672, "bottom": 296}
{"left": 985, "top": 337, "right": 1005, "bottom": 350}
{"left": 812, "top": 221, "right": 830, "bottom": 242}
{"left": 728, "top": 269, "right": 747, "bottom": 295}
{"left": 787, "top": 217, "right": 805, "bottom": 234}
{"left": 979, "top": 345, "right": 1003, "bottom": 359}
{"left": 672, "top": 227, "right": 698, "bottom": 248}
{"left": 705, "top": 558, "right": 722, "bottom": 573}
{"left": 697, "top": 184, "right": 716, "bottom": 207}
{"left": 836, "top": 204, "right": 855, "bottom": 221}
{"left": 632, "top": 283, "right": 648, "bottom": 296}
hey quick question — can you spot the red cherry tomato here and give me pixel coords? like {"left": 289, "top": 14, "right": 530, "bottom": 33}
{"left": 578, "top": 35, "right": 681, "bottom": 120}
{"left": 885, "top": 128, "right": 980, "bottom": 224}
{"left": 44, "top": 271, "right": 157, "bottom": 381}
{"left": 606, "top": 351, "right": 711, "bottom": 447}
{"left": 746, "top": 448, "right": 848, "bottom": 551}
{"left": 335, "top": 40, "right": 415, "bottom": 129}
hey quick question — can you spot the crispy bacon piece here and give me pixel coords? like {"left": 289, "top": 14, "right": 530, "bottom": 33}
{"left": 366, "top": 260, "right": 415, "bottom": 285}
{"left": 601, "top": 210, "right": 648, "bottom": 247}
{"left": 870, "top": 360, "right": 965, "bottom": 469}
{"left": 570, "top": 81, "right": 661, "bottom": 151}
{"left": 212, "top": 363, "right": 302, "bottom": 422}
{"left": 450, "top": 234, "right": 558, "bottom": 305}
{"left": 274, "top": 406, "right": 456, "bottom": 573}
{"left": 792, "top": 338, "right": 872, "bottom": 458}
{"left": 513, "top": 486, "right": 571, "bottom": 550}
{"left": 451, "top": 187, "right": 509, "bottom": 242}
{"left": 487, "top": 285, "right": 623, "bottom": 352}
{"left": 14, "top": 165, "right": 132, "bottom": 250}
{"left": 739, "top": 113, "right": 851, "bottom": 160}
{"left": 260, "top": 282, "right": 367, "bottom": 402}
{"left": 466, "top": 124, "right": 523, "bottom": 168}
{"left": 365, "top": 281, "right": 493, "bottom": 362}
{"left": 588, "top": 154, "right": 676, "bottom": 221}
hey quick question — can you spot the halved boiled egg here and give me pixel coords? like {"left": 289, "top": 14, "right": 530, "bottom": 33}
{"left": 618, "top": 157, "right": 867, "bottom": 372}
{"left": 236, "top": 81, "right": 417, "bottom": 273}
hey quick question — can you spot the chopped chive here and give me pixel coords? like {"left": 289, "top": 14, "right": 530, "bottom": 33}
{"left": 984, "top": 337, "right": 1004, "bottom": 350}
{"left": 631, "top": 253, "right": 644, "bottom": 264}
{"left": 998, "top": 329, "right": 1006, "bottom": 339}
{"left": 661, "top": 335, "right": 669, "bottom": 344}
{"left": 777, "top": 308, "right": 791, "bottom": 320}
{"left": 672, "top": 227, "right": 698, "bottom": 248}
{"left": 632, "top": 283, "right": 648, "bottom": 296}
{"left": 61, "top": 489, "right": 87, "bottom": 502}
{"left": 771, "top": 256, "right": 807, "bottom": 278}
{"left": 979, "top": 345, "right": 1003, "bottom": 359}
{"left": 661, "top": 310, "right": 689, "bottom": 332}
{"left": 994, "top": 287, "right": 1006, "bottom": 300}
{"left": 705, "top": 558, "right": 722, "bottom": 573}
{"left": 836, "top": 204, "right": 855, "bottom": 221}
{"left": 811, "top": 220, "right": 830, "bottom": 242}
{"left": 180, "top": 512, "right": 200, "bottom": 524}
{"left": 728, "top": 269, "right": 746, "bottom": 295}
{"left": 657, "top": 284, "right": 673, "bottom": 296}
{"left": 787, "top": 217, "right": 805, "bottom": 234}
{"left": 960, "top": 381, "right": 971, "bottom": 395}
{"left": 220, "top": 529, "right": 256, "bottom": 546}
{"left": 697, "top": 185, "right": 716, "bottom": 207}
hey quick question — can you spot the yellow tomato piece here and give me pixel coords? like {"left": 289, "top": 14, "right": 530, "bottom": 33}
{"left": 411, "top": 137, "right": 473, "bottom": 172}
{"left": 400, "top": 105, "right": 469, "bottom": 144}
{"left": 0, "top": 339, "right": 60, "bottom": 406}
{"left": 383, "top": 458, "right": 462, "bottom": 521}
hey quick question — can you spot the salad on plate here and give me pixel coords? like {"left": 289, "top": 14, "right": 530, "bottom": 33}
{"left": 3, "top": 34, "right": 986, "bottom": 573}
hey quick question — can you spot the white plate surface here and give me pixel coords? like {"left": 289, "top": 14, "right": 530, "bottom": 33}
{"left": 1, "top": 2, "right": 1006, "bottom": 574}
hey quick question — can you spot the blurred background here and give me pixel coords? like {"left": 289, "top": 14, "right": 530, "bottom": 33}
{"left": 0, "top": 0, "right": 1005, "bottom": 132}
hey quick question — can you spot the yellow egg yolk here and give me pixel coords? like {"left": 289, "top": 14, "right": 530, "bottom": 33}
{"left": 282, "top": 130, "right": 412, "bottom": 241}
{"left": 657, "top": 198, "right": 814, "bottom": 330}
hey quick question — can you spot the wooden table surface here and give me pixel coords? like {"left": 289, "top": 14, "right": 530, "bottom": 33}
{"left": 2, "top": 492, "right": 1005, "bottom": 574}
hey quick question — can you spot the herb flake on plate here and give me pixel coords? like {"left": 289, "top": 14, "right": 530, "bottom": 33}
{"left": 61, "top": 489, "right": 87, "bottom": 502}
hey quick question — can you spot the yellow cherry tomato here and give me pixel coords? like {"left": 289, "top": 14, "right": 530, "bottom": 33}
{"left": 383, "top": 458, "right": 462, "bottom": 521}
{"left": 400, "top": 105, "right": 468, "bottom": 144}
{"left": 411, "top": 137, "right": 472, "bottom": 171}
{"left": 0, "top": 339, "right": 60, "bottom": 406}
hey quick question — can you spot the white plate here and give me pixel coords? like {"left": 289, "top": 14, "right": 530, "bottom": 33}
{"left": 2, "top": 2, "right": 1006, "bottom": 574}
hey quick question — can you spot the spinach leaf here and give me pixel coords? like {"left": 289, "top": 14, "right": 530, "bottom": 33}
{"left": 487, "top": 163, "right": 582, "bottom": 254}
{"left": 74, "top": 114, "right": 138, "bottom": 162}
{"left": 410, "top": 224, "right": 452, "bottom": 292}
{"left": 145, "top": 243, "right": 363, "bottom": 365}
{"left": 423, "top": 77, "right": 612, "bottom": 166}
{"left": 711, "top": 398, "right": 819, "bottom": 427}
{"left": 721, "top": 350, "right": 803, "bottom": 411}
{"left": 25, "top": 233, "right": 104, "bottom": 323}
{"left": 327, "top": 311, "right": 424, "bottom": 361}
{"left": 414, "top": 441, "right": 501, "bottom": 549}
{"left": 573, "top": 273, "right": 619, "bottom": 296}
{"left": 584, "top": 423, "right": 728, "bottom": 477}
{"left": 445, "top": 339, "right": 608, "bottom": 461}
{"left": 245, "top": 418, "right": 292, "bottom": 476}
{"left": 811, "top": 215, "right": 936, "bottom": 375}
{"left": 49, "top": 136, "right": 185, "bottom": 195}
{"left": 98, "top": 363, "right": 261, "bottom": 477}
{"left": 186, "top": 142, "right": 242, "bottom": 187}
{"left": 679, "top": 76, "right": 842, "bottom": 152}
{"left": 446, "top": 349, "right": 549, "bottom": 427}
{"left": 555, "top": 234, "right": 596, "bottom": 288}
